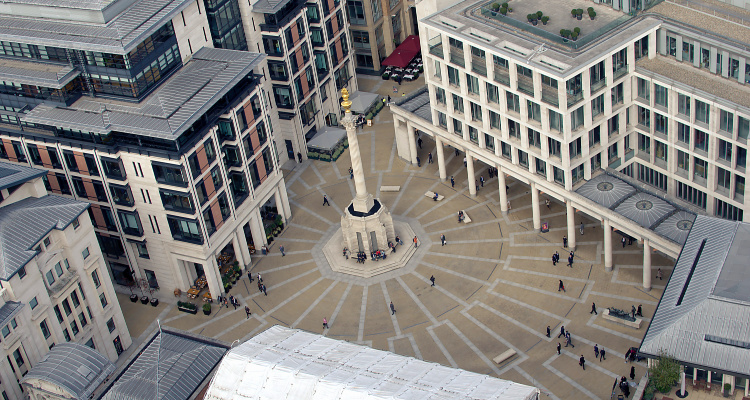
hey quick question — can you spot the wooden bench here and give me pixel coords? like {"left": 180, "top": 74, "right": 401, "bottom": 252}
{"left": 493, "top": 349, "right": 517, "bottom": 364}
{"left": 380, "top": 185, "right": 401, "bottom": 192}
{"left": 459, "top": 210, "right": 472, "bottom": 224}
{"left": 425, "top": 191, "right": 445, "bottom": 201}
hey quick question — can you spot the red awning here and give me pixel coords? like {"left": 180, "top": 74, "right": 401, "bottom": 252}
{"left": 381, "top": 35, "right": 420, "bottom": 68}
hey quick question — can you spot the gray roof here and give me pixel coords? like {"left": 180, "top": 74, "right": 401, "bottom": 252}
{"left": 614, "top": 192, "right": 675, "bottom": 229}
{"left": 0, "top": 0, "right": 194, "bottom": 54}
{"left": 0, "top": 301, "right": 24, "bottom": 328}
{"left": 0, "top": 195, "right": 89, "bottom": 280}
{"left": 252, "top": 0, "right": 294, "bottom": 13}
{"left": 0, "top": 58, "right": 80, "bottom": 89}
{"left": 0, "top": 162, "right": 46, "bottom": 191}
{"left": 653, "top": 211, "right": 696, "bottom": 245}
{"left": 396, "top": 87, "right": 433, "bottom": 124}
{"left": 23, "top": 48, "right": 266, "bottom": 141}
{"left": 22, "top": 343, "right": 115, "bottom": 400}
{"left": 576, "top": 174, "right": 637, "bottom": 209}
{"left": 307, "top": 125, "right": 346, "bottom": 150}
{"left": 99, "top": 329, "right": 228, "bottom": 400}
{"left": 639, "top": 216, "right": 750, "bottom": 378}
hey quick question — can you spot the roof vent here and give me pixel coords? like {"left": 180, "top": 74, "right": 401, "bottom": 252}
{"left": 676, "top": 238, "right": 706, "bottom": 306}
{"left": 77, "top": 365, "right": 94, "bottom": 380}
{"left": 705, "top": 334, "right": 750, "bottom": 349}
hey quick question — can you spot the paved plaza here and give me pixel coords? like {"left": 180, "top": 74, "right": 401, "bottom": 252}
{"left": 119, "top": 76, "right": 675, "bottom": 400}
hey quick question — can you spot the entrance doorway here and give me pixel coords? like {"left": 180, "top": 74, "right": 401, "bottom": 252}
{"left": 410, "top": 7, "right": 418, "bottom": 36}
{"left": 285, "top": 140, "right": 294, "bottom": 161}
{"left": 194, "top": 263, "right": 205, "bottom": 279}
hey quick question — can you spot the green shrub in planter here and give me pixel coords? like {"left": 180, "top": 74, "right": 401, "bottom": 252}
{"left": 382, "top": 73, "right": 390, "bottom": 80}
{"left": 491, "top": 2, "right": 500, "bottom": 11}
{"left": 648, "top": 351, "right": 680, "bottom": 394}
{"left": 588, "top": 9, "right": 596, "bottom": 19}
{"left": 499, "top": 6, "right": 507, "bottom": 15}
{"left": 536, "top": 11, "right": 543, "bottom": 19}
{"left": 571, "top": 31, "right": 579, "bottom": 40}
{"left": 203, "top": 303, "right": 212, "bottom": 315}
{"left": 501, "top": 2, "right": 508, "bottom": 7}
{"left": 320, "top": 154, "right": 331, "bottom": 161}
{"left": 571, "top": 9, "right": 577, "bottom": 17}
{"left": 574, "top": 27, "right": 581, "bottom": 34}
{"left": 541, "top": 16, "right": 549, "bottom": 24}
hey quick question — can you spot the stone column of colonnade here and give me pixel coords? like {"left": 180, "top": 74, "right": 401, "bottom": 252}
{"left": 231, "top": 233, "right": 246, "bottom": 268}
{"left": 497, "top": 167, "right": 508, "bottom": 215}
{"left": 566, "top": 201, "right": 576, "bottom": 251}
{"left": 205, "top": 256, "right": 224, "bottom": 300}
{"left": 466, "top": 152, "right": 476, "bottom": 197}
{"left": 235, "top": 230, "right": 251, "bottom": 269}
{"left": 435, "top": 136, "right": 446, "bottom": 181}
{"left": 407, "top": 121, "right": 418, "bottom": 165}
{"left": 603, "top": 219, "right": 613, "bottom": 271}
{"left": 530, "top": 182, "right": 541, "bottom": 230}
{"left": 643, "top": 238, "right": 652, "bottom": 291}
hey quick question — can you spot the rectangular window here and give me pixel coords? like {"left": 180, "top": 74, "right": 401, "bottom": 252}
{"left": 654, "top": 84, "right": 668, "bottom": 108}
{"left": 71, "top": 291, "right": 80, "bottom": 308}
{"left": 678, "top": 94, "right": 691, "bottom": 117}
{"left": 435, "top": 87, "right": 446, "bottom": 105}
{"left": 569, "top": 137, "right": 582, "bottom": 158}
{"left": 63, "top": 329, "right": 70, "bottom": 342}
{"left": 82, "top": 247, "right": 90, "bottom": 259}
{"left": 54, "top": 305, "right": 63, "bottom": 323}
{"left": 549, "top": 138, "right": 561, "bottom": 158}
{"left": 91, "top": 269, "right": 101, "bottom": 288}
{"left": 637, "top": 106, "right": 650, "bottom": 128}
{"left": 589, "top": 126, "right": 601, "bottom": 147}
{"left": 654, "top": 113, "right": 668, "bottom": 135}
{"left": 62, "top": 299, "right": 72, "bottom": 316}
{"left": 571, "top": 106, "right": 584, "bottom": 131}
{"left": 40, "top": 320, "right": 50, "bottom": 339}
{"left": 107, "top": 317, "right": 116, "bottom": 333}
{"left": 452, "top": 94, "right": 464, "bottom": 113}
{"left": 447, "top": 66, "right": 460, "bottom": 86}
{"left": 695, "top": 100, "right": 710, "bottom": 124}
{"left": 527, "top": 101, "right": 541, "bottom": 123}
{"left": 467, "top": 74, "right": 479, "bottom": 95}
{"left": 720, "top": 110, "right": 734, "bottom": 134}
{"left": 638, "top": 133, "right": 651, "bottom": 154}
{"left": 678, "top": 182, "right": 707, "bottom": 209}
{"left": 470, "top": 102, "right": 482, "bottom": 122}
{"left": 549, "top": 110, "right": 563, "bottom": 132}
{"left": 528, "top": 128, "right": 541, "bottom": 148}
{"left": 46, "top": 270, "right": 55, "bottom": 285}
{"left": 716, "top": 199, "right": 743, "bottom": 221}
{"left": 637, "top": 164, "right": 667, "bottom": 190}
{"left": 506, "top": 92, "right": 519, "bottom": 113}
{"left": 694, "top": 129, "right": 708, "bottom": 152}
{"left": 591, "top": 94, "right": 604, "bottom": 118}
{"left": 677, "top": 150, "right": 690, "bottom": 172}
{"left": 70, "top": 320, "right": 79, "bottom": 336}
{"left": 99, "top": 293, "right": 108, "bottom": 308}
{"left": 30, "top": 297, "right": 38, "bottom": 310}
{"left": 490, "top": 111, "right": 501, "bottom": 130}
{"left": 485, "top": 134, "right": 495, "bottom": 150}
{"left": 554, "top": 166, "right": 565, "bottom": 185}
{"left": 636, "top": 78, "right": 650, "bottom": 101}
{"left": 487, "top": 83, "right": 499, "bottom": 104}
{"left": 719, "top": 139, "right": 732, "bottom": 162}
{"left": 694, "top": 157, "right": 708, "bottom": 179}
{"left": 717, "top": 167, "right": 731, "bottom": 190}
{"left": 78, "top": 311, "right": 87, "bottom": 327}
{"left": 655, "top": 141, "right": 668, "bottom": 162}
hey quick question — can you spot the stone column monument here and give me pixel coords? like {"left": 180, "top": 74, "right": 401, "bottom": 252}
{"left": 339, "top": 89, "right": 395, "bottom": 253}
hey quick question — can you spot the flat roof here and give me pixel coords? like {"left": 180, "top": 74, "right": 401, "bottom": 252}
{"left": 639, "top": 216, "right": 750, "bottom": 378}
{"left": 22, "top": 48, "right": 265, "bottom": 141}
{"left": 0, "top": 58, "right": 80, "bottom": 89}
{"left": 0, "top": 161, "right": 46, "bottom": 191}
{"left": 0, "top": 0, "right": 194, "bottom": 53}
{"left": 650, "top": 0, "right": 750, "bottom": 49}
{"left": 252, "top": 0, "right": 294, "bottom": 14}
{"left": 636, "top": 56, "right": 750, "bottom": 111}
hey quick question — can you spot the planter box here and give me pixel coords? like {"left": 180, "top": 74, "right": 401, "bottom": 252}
{"left": 150, "top": 299, "right": 159, "bottom": 307}
{"left": 178, "top": 306, "right": 198, "bottom": 314}
{"left": 203, "top": 309, "right": 211, "bottom": 315}
{"left": 140, "top": 296, "right": 149, "bottom": 304}
{"left": 130, "top": 295, "right": 138, "bottom": 303}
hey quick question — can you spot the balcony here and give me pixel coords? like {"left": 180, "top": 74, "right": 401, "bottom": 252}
{"left": 429, "top": 38, "right": 444, "bottom": 58}
{"left": 541, "top": 85, "right": 559, "bottom": 107}
{"left": 48, "top": 269, "right": 80, "bottom": 299}
{"left": 493, "top": 67, "right": 510, "bottom": 86}
{"left": 449, "top": 48, "right": 464, "bottom": 68}
{"left": 517, "top": 74, "right": 534, "bottom": 96}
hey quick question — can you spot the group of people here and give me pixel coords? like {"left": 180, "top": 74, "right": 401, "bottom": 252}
{"left": 355, "top": 251, "right": 368, "bottom": 264}
{"left": 371, "top": 249, "right": 387, "bottom": 260}
{"left": 216, "top": 294, "right": 240, "bottom": 309}
{"left": 256, "top": 275, "right": 267, "bottom": 296}
{"left": 458, "top": 210, "right": 466, "bottom": 223}
{"left": 552, "top": 251, "right": 575, "bottom": 267}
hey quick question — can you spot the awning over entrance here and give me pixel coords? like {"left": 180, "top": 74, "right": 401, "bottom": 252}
{"left": 381, "top": 35, "right": 420, "bottom": 68}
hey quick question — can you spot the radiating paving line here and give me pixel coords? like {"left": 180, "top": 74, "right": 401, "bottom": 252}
{"left": 581, "top": 314, "right": 644, "bottom": 358}
{"left": 562, "top": 349, "right": 620, "bottom": 379}
{"left": 317, "top": 187, "right": 344, "bottom": 216}
{"left": 513, "top": 366, "right": 561, "bottom": 400}
{"left": 375, "top": 173, "right": 383, "bottom": 197}
{"left": 402, "top": 180, "right": 441, "bottom": 217}
{"left": 287, "top": 222, "right": 325, "bottom": 234}
{"left": 450, "top": 238, "right": 508, "bottom": 244}
{"left": 416, "top": 187, "right": 470, "bottom": 220}
{"left": 213, "top": 313, "right": 262, "bottom": 339}
{"left": 542, "top": 354, "right": 599, "bottom": 400}
{"left": 329, "top": 159, "right": 344, "bottom": 180}
{"left": 430, "top": 252, "right": 503, "bottom": 265}
{"left": 242, "top": 267, "right": 318, "bottom": 301}
{"left": 444, "top": 319, "right": 502, "bottom": 375}
{"left": 370, "top": 130, "right": 377, "bottom": 173}
{"left": 291, "top": 280, "right": 339, "bottom": 328}
{"left": 588, "top": 291, "right": 659, "bottom": 306}
{"left": 426, "top": 322, "right": 458, "bottom": 367}
{"left": 411, "top": 271, "right": 470, "bottom": 309}
{"left": 386, "top": 139, "right": 397, "bottom": 172}
{"left": 389, "top": 173, "right": 413, "bottom": 211}
{"left": 421, "top": 199, "right": 493, "bottom": 228}
{"left": 274, "top": 237, "right": 319, "bottom": 243}
{"left": 585, "top": 315, "right": 644, "bottom": 344}
{"left": 395, "top": 276, "right": 438, "bottom": 325}
{"left": 358, "top": 285, "right": 368, "bottom": 342}
{"left": 254, "top": 259, "right": 315, "bottom": 274}
{"left": 263, "top": 250, "right": 309, "bottom": 257}
{"left": 434, "top": 218, "right": 503, "bottom": 234}
{"left": 257, "top": 276, "right": 325, "bottom": 318}
{"left": 408, "top": 333, "right": 423, "bottom": 360}
{"left": 324, "top": 282, "right": 352, "bottom": 335}
{"left": 419, "top": 261, "right": 490, "bottom": 287}
{"left": 381, "top": 281, "right": 402, "bottom": 337}
{"left": 503, "top": 256, "right": 595, "bottom": 284}
{"left": 240, "top": 320, "right": 269, "bottom": 342}
{"left": 289, "top": 199, "right": 335, "bottom": 225}
{"left": 493, "top": 278, "right": 586, "bottom": 303}
{"left": 460, "top": 307, "right": 528, "bottom": 376}
{"left": 486, "top": 280, "right": 572, "bottom": 327}
{"left": 309, "top": 162, "right": 327, "bottom": 187}
{"left": 473, "top": 301, "right": 550, "bottom": 342}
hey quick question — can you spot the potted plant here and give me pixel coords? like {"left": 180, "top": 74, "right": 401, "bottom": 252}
{"left": 506, "top": 6, "right": 512, "bottom": 13}
{"left": 275, "top": 215, "right": 284, "bottom": 230}
{"left": 576, "top": 9, "right": 583, "bottom": 20}
{"left": 382, "top": 72, "right": 389, "bottom": 80}
{"left": 724, "top": 383, "right": 731, "bottom": 397}
{"left": 140, "top": 295, "right": 149, "bottom": 304}
{"left": 541, "top": 16, "right": 549, "bottom": 25}
{"left": 224, "top": 282, "right": 232, "bottom": 293}
{"left": 574, "top": 27, "right": 581, "bottom": 36}
{"left": 571, "top": 31, "right": 579, "bottom": 40}
{"left": 203, "top": 303, "right": 212, "bottom": 315}
{"left": 560, "top": 29, "right": 570, "bottom": 38}
{"left": 588, "top": 7, "right": 596, "bottom": 19}
{"left": 571, "top": 9, "right": 577, "bottom": 17}
{"left": 501, "top": 2, "right": 508, "bottom": 7}
{"left": 178, "top": 301, "right": 198, "bottom": 314}
{"left": 150, "top": 298, "right": 159, "bottom": 307}
{"left": 536, "top": 11, "right": 543, "bottom": 19}
{"left": 527, "top": 14, "right": 537, "bottom": 25}
{"left": 499, "top": 6, "right": 507, "bottom": 15}
{"left": 491, "top": 2, "right": 500, "bottom": 11}
{"left": 130, "top": 293, "right": 138, "bottom": 302}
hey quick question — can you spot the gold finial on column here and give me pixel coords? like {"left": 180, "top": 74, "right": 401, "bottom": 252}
{"left": 341, "top": 88, "right": 352, "bottom": 112}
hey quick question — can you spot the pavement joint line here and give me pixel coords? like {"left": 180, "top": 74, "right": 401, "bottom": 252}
{"left": 317, "top": 187, "right": 344, "bottom": 217}
{"left": 415, "top": 186, "right": 468, "bottom": 220}
{"left": 291, "top": 280, "right": 339, "bottom": 328}
{"left": 421, "top": 199, "right": 493, "bottom": 228}
{"left": 436, "top": 304, "right": 459, "bottom": 318}
{"left": 399, "top": 320, "right": 429, "bottom": 331}
{"left": 387, "top": 335, "right": 396, "bottom": 353}
{"left": 387, "top": 139, "right": 397, "bottom": 171}
{"left": 588, "top": 291, "right": 659, "bottom": 306}
{"left": 255, "top": 259, "right": 315, "bottom": 274}
{"left": 389, "top": 173, "right": 413, "bottom": 211}
{"left": 309, "top": 162, "right": 327, "bottom": 187}
{"left": 503, "top": 256, "right": 595, "bottom": 283}
{"left": 325, "top": 282, "right": 353, "bottom": 335}
{"left": 513, "top": 366, "right": 561, "bottom": 400}
{"left": 474, "top": 301, "right": 552, "bottom": 343}
{"left": 561, "top": 350, "right": 620, "bottom": 380}
{"left": 460, "top": 308, "right": 528, "bottom": 376}
{"left": 213, "top": 313, "right": 262, "bottom": 339}
{"left": 396, "top": 276, "right": 439, "bottom": 325}
{"left": 432, "top": 217, "right": 504, "bottom": 234}
{"left": 381, "top": 281, "right": 402, "bottom": 337}
{"left": 444, "top": 319, "right": 502, "bottom": 376}
{"left": 411, "top": 270, "right": 471, "bottom": 309}
{"left": 346, "top": 174, "right": 356, "bottom": 198}
{"left": 242, "top": 267, "right": 319, "bottom": 302}
{"left": 430, "top": 252, "right": 504, "bottom": 265}
{"left": 542, "top": 354, "right": 600, "bottom": 400}
{"left": 258, "top": 276, "right": 325, "bottom": 319}
{"left": 450, "top": 239, "right": 508, "bottom": 244}
{"left": 582, "top": 314, "right": 641, "bottom": 358}
{"left": 370, "top": 129, "right": 377, "bottom": 173}
{"left": 418, "top": 261, "right": 489, "bottom": 286}
{"left": 426, "top": 323, "right": 458, "bottom": 368}
{"left": 288, "top": 222, "right": 325, "bottom": 234}
{"left": 585, "top": 314, "right": 645, "bottom": 344}
{"left": 297, "top": 174, "right": 312, "bottom": 190}
{"left": 330, "top": 159, "right": 344, "bottom": 180}
{"left": 494, "top": 278, "right": 586, "bottom": 303}
{"left": 239, "top": 320, "right": 268, "bottom": 343}
{"left": 289, "top": 199, "right": 335, "bottom": 226}
{"left": 252, "top": 298, "right": 265, "bottom": 312}
{"left": 375, "top": 173, "right": 383, "bottom": 197}
{"left": 358, "top": 285, "right": 368, "bottom": 342}
{"left": 401, "top": 180, "right": 441, "bottom": 217}
{"left": 407, "top": 333, "right": 423, "bottom": 360}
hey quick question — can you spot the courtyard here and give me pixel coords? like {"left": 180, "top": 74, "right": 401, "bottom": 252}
{"left": 118, "top": 75, "right": 674, "bottom": 400}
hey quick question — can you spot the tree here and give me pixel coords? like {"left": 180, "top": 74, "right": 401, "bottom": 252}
{"left": 648, "top": 350, "right": 680, "bottom": 393}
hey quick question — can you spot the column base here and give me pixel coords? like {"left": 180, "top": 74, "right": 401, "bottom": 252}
{"left": 642, "top": 286, "right": 652, "bottom": 292}
{"left": 501, "top": 210, "right": 508, "bottom": 216}
{"left": 470, "top": 193, "right": 477, "bottom": 198}
{"left": 605, "top": 266, "right": 613, "bottom": 272}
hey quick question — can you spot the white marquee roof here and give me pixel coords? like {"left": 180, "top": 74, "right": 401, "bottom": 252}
{"left": 205, "top": 326, "right": 539, "bottom": 400}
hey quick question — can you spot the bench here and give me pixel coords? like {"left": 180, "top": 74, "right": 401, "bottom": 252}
{"left": 493, "top": 349, "right": 517, "bottom": 364}
{"left": 425, "top": 191, "right": 445, "bottom": 201}
{"left": 459, "top": 210, "right": 472, "bottom": 224}
{"left": 380, "top": 185, "right": 401, "bottom": 192}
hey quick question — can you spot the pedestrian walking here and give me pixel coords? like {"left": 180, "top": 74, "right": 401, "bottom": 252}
{"left": 245, "top": 306, "right": 251, "bottom": 318}
{"left": 580, "top": 222, "right": 584, "bottom": 235}
{"left": 418, "top": 138, "right": 423, "bottom": 149}
{"left": 430, "top": 275, "right": 435, "bottom": 286}
{"left": 323, "top": 317, "right": 329, "bottom": 329}
{"left": 450, "top": 176, "right": 455, "bottom": 188}
{"left": 279, "top": 245, "right": 285, "bottom": 256}
{"left": 390, "top": 301, "right": 396, "bottom": 315}
{"left": 229, "top": 295, "right": 237, "bottom": 310}
{"left": 567, "top": 253, "right": 574, "bottom": 267}
{"left": 349, "top": 167, "right": 353, "bottom": 179}
{"left": 428, "top": 152, "right": 433, "bottom": 163}
{"left": 636, "top": 304, "right": 643, "bottom": 317}
{"left": 630, "top": 366, "right": 636, "bottom": 380}
{"left": 563, "top": 235, "right": 568, "bottom": 248}
{"left": 463, "top": 157, "right": 467, "bottom": 167}
{"left": 413, "top": 236, "right": 418, "bottom": 248}
{"left": 622, "top": 236, "right": 627, "bottom": 248}
{"left": 552, "top": 252, "right": 557, "bottom": 265}
{"left": 546, "top": 326, "right": 551, "bottom": 337}
{"left": 656, "top": 268, "right": 663, "bottom": 280}
{"left": 297, "top": 152, "right": 303, "bottom": 163}
{"left": 545, "top": 198, "right": 550, "bottom": 209}
{"left": 455, "top": 148, "right": 459, "bottom": 157}
{"left": 262, "top": 284, "right": 267, "bottom": 296}
{"left": 554, "top": 251, "right": 559, "bottom": 265}
{"left": 631, "top": 305, "right": 637, "bottom": 319}
{"left": 594, "top": 344, "right": 599, "bottom": 358}
{"left": 480, "top": 176, "right": 484, "bottom": 187}
{"left": 591, "top": 302, "right": 598, "bottom": 314}
{"left": 624, "top": 349, "right": 631, "bottom": 363}
{"left": 507, "top": 199, "right": 511, "bottom": 210}
{"left": 599, "top": 349, "right": 606, "bottom": 361}
{"left": 579, "top": 355, "right": 586, "bottom": 370}
{"left": 323, "top": 195, "right": 330, "bottom": 206}
{"left": 416, "top": 156, "right": 421, "bottom": 167}
{"left": 247, "top": 271, "right": 253, "bottom": 282}
{"left": 558, "top": 325, "right": 565, "bottom": 338}
{"left": 628, "top": 236, "right": 634, "bottom": 245}
{"left": 258, "top": 273, "right": 263, "bottom": 283}
{"left": 440, "top": 234, "right": 446, "bottom": 246}
{"left": 566, "top": 332, "right": 575, "bottom": 348}
{"left": 558, "top": 280, "right": 566, "bottom": 292}
{"left": 257, "top": 280, "right": 262, "bottom": 292}
{"left": 556, "top": 343, "right": 561, "bottom": 355}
